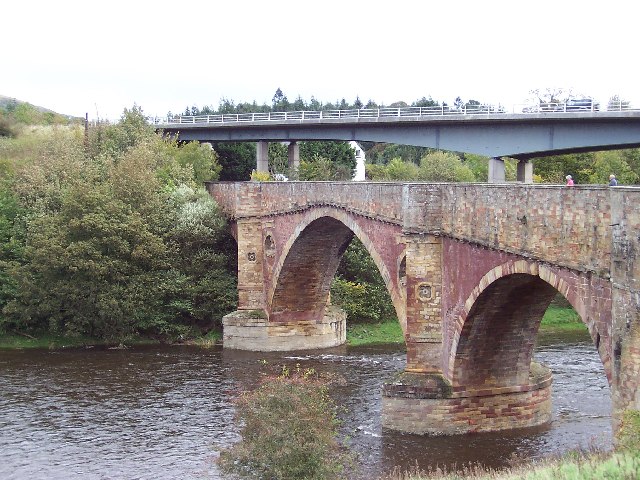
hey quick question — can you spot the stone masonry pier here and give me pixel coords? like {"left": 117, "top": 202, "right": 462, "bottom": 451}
{"left": 206, "top": 181, "right": 640, "bottom": 435}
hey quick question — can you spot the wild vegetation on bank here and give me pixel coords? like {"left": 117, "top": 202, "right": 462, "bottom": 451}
{"left": 1, "top": 106, "right": 237, "bottom": 343}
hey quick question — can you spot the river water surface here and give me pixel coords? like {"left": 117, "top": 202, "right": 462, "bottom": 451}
{"left": 0, "top": 330, "right": 611, "bottom": 479}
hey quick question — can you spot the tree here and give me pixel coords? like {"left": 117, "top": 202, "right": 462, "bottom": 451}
{"left": 529, "top": 87, "right": 571, "bottom": 105}
{"left": 588, "top": 150, "right": 638, "bottom": 185}
{"left": 385, "top": 157, "right": 420, "bottom": 180}
{"left": 300, "top": 141, "right": 356, "bottom": 178}
{"left": 331, "top": 238, "right": 396, "bottom": 324}
{"left": 214, "top": 142, "right": 256, "bottom": 181}
{"left": 2, "top": 106, "right": 237, "bottom": 340}
{"left": 272, "top": 88, "right": 289, "bottom": 112}
{"left": 532, "top": 153, "right": 595, "bottom": 184}
{"left": 419, "top": 151, "right": 475, "bottom": 182}
{"left": 169, "top": 141, "right": 222, "bottom": 184}
{"left": 268, "top": 142, "right": 289, "bottom": 176}
{"left": 298, "top": 156, "right": 337, "bottom": 181}
{"left": 412, "top": 96, "right": 439, "bottom": 108}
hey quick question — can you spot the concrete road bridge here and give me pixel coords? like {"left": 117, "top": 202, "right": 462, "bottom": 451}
{"left": 154, "top": 104, "right": 640, "bottom": 182}
{"left": 206, "top": 180, "right": 640, "bottom": 436}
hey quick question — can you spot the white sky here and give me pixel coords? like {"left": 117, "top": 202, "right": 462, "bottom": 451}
{"left": 4, "top": 1, "right": 639, "bottom": 120}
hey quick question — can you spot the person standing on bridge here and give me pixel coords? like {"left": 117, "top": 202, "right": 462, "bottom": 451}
{"left": 565, "top": 175, "right": 574, "bottom": 186}
{"left": 609, "top": 174, "right": 618, "bottom": 186}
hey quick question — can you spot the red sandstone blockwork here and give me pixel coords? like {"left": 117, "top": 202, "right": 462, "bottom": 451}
{"left": 206, "top": 181, "right": 640, "bottom": 434}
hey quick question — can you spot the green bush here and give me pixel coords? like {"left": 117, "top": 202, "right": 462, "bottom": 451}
{"left": 0, "top": 106, "right": 235, "bottom": 341}
{"left": 331, "top": 238, "right": 396, "bottom": 324}
{"left": 331, "top": 277, "right": 395, "bottom": 324}
{"left": 618, "top": 409, "right": 640, "bottom": 452}
{"left": 218, "top": 368, "right": 351, "bottom": 480}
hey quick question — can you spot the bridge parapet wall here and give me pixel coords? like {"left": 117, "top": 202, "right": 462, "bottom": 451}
{"left": 206, "top": 182, "right": 443, "bottom": 231}
{"left": 439, "top": 184, "right": 618, "bottom": 275}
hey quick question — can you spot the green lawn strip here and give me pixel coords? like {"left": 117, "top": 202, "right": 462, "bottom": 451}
{"left": 0, "top": 332, "right": 160, "bottom": 350}
{"left": 346, "top": 307, "right": 586, "bottom": 347}
{"left": 540, "top": 305, "right": 587, "bottom": 333}
{"left": 347, "top": 320, "right": 404, "bottom": 346}
{"left": 2, "top": 307, "right": 584, "bottom": 350}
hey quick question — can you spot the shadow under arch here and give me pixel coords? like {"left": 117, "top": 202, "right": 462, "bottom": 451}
{"left": 447, "top": 260, "right": 607, "bottom": 390}
{"left": 268, "top": 208, "right": 406, "bottom": 332}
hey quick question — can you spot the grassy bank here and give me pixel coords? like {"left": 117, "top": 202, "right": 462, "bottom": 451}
{"left": 0, "top": 332, "right": 162, "bottom": 350}
{"left": 0, "top": 307, "right": 586, "bottom": 350}
{"left": 346, "top": 306, "right": 586, "bottom": 347}
{"left": 384, "top": 451, "right": 640, "bottom": 480}
{"left": 347, "top": 320, "right": 404, "bottom": 346}
{"left": 0, "top": 328, "right": 224, "bottom": 350}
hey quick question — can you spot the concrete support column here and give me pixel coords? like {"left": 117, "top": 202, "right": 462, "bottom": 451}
{"left": 488, "top": 157, "right": 505, "bottom": 183}
{"left": 256, "top": 141, "right": 269, "bottom": 173}
{"left": 404, "top": 234, "right": 443, "bottom": 374}
{"left": 235, "top": 219, "right": 265, "bottom": 310}
{"left": 288, "top": 141, "right": 300, "bottom": 174}
{"left": 517, "top": 159, "right": 533, "bottom": 183}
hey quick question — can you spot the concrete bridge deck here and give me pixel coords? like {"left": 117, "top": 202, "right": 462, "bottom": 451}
{"left": 155, "top": 106, "right": 640, "bottom": 159}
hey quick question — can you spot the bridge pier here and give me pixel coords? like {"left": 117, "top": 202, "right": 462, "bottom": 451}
{"left": 517, "top": 159, "right": 533, "bottom": 183}
{"left": 288, "top": 141, "right": 299, "bottom": 174}
{"left": 256, "top": 140, "right": 269, "bottom": 173}
{"left": 488, "top": 157, "right": 505, "bottom": 183}
{"left": 403, "top": 235, "right": 444, "bottom": 373}
{"left": 222, "top": 214, "right": 349, "bottom": 351}
{"left": 382, "top": 363, "right": 552, "bottom": 435}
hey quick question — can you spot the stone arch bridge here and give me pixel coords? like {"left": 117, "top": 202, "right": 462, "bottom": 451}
{"left": 206, "top": 181, "right": 640, "bottom": 436}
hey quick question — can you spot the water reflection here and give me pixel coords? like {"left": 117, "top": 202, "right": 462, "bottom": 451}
{"left": 0, "top": 330, "right": 611, "bottom": 480}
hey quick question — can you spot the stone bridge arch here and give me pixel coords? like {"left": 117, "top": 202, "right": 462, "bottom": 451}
{"left": 383, "top": 242, "right": 615, "bottom": 436}
{"left": 223, "top": 205, "right": 406, "bottom": 351}
{"left": 267, "top": 207, "right": 407, "bottom": 332}
{"left": 446, "top": 260, "right": 612, "bottom": 391}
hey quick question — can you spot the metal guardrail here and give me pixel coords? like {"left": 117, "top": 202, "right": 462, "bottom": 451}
{"left": 149, "top": 102, "right": 640, "bottom": 126}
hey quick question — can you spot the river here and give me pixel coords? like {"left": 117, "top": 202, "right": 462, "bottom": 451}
{"left": 0, "top": 330, "right": 611, "bottom": 479}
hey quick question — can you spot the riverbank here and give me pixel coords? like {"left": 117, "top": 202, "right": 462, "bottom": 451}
{"left": 384, "top": 451, "right": 640, "bottom": 479}
{"left": 0, "top": 332, "right": 163, "bottom": 350}
{"left": 0, "top": 307, "right": 585, "bottom": 350}
{"left": 346, "top": 305, "right": 587, "bottom": 347}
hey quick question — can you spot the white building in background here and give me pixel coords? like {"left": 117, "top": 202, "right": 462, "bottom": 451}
{"left": 350, "top": 141, "right": 366, "bottom": 181}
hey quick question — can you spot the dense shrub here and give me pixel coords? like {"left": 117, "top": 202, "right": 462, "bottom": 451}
{"left": 331, "top": 238, "right": 396, "bottom": 324}
{"left": 218, "top": 367, "right": 351, "bottom": 480}
{"left": 0, "top": 106, "right": 235, "bottom": 340}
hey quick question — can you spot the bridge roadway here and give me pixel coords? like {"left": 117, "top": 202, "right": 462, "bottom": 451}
{"left": 154, "top": 105, "right": 640, "bottom": 183}
{"left": 207, "top": 181, "right": 640, "bottom": 436}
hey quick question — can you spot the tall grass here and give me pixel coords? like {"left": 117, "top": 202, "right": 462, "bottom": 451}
{"left": 382, "top": 451, "right": 640, "bottom": 479}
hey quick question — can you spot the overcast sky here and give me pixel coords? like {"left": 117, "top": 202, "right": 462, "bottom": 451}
{"left": 5, "top": 1, "right": 639, "bottom": 120}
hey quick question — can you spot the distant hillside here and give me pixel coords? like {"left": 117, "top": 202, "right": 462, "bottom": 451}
{"left": 0, "top": 95, "right": 58, "bottom": 114}
{"left": 0, "top": 95, "right": 82, "bottom": 130}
